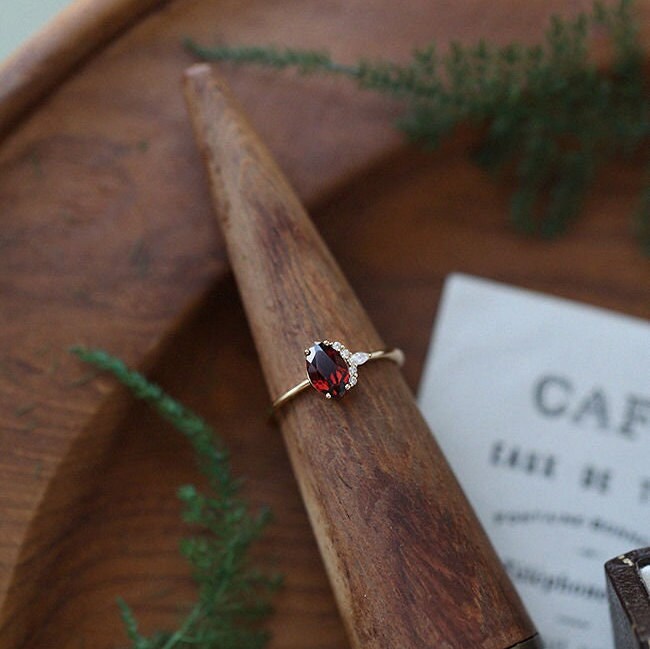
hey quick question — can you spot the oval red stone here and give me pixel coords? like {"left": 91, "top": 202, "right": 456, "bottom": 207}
{"left": 305, "top": 343, "right": 350, "bottom": 399}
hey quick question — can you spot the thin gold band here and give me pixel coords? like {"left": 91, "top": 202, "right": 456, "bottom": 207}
{"left": 271, "top": 347, "right": 404, "bottom": 412}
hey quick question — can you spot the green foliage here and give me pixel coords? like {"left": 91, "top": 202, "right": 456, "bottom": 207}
{"left": 186, "top": 0, "right": 650, "bottom": 250}
{"left": 70, "top": 346, "right": 280, "bottom": 649}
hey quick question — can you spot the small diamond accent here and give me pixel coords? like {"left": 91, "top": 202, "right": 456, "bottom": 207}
{"left": 349, "top": 352, "right": 370, "bottom": 366}
{"left": 332, "top": 342, "right": 342, "bottom": 350}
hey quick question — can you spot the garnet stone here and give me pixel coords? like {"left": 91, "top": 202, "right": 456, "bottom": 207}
{"left": 305, "top": 342, "right": 350, "bottom": 399}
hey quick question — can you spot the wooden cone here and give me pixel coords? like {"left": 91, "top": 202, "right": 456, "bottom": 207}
{"left": 183, "top": 63, "right": 540, "bottom": 649}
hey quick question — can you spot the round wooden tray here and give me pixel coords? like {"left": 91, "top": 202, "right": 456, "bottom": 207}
{"left": 1, "top": 1, "right": 649, "bottom": 647}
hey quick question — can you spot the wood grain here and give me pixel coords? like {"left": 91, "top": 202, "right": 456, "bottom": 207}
{"left": 183, "top": 63, "right": 540, "bottom": 649}
{"left": 16, "top": 280, "right": 353, "bottom": 649}
{"left": 1, "top": 0, "right": 649, "bottom": 647}
{"left": 0, "top": 0, "right": 167, "bottom": 139}
{"left": 25, "top": 136, "right": 649, "bottom": 649}
{"left": 606, "top": 548, "right": 650, "bottom": 649}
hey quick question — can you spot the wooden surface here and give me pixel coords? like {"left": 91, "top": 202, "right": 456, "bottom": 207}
{"left": 606, "top": 548, "right": 650, "bottom": 649}
{"left": 184, "top": 64, "right": 539, "bottom": 648}
{"left": 0, "top": 0, "right": 649, "bottom": 647}
{"left": 0, "top": 0, "right": 167, "bottom": 138}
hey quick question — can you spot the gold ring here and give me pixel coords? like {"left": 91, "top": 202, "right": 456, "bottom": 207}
{"left": 271, "top": 340, "right": 405, "bottom": 412}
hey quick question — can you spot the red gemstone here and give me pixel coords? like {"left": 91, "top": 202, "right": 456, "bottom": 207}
{"left": 305, "top": 343, "right": 350, "bottom": 399}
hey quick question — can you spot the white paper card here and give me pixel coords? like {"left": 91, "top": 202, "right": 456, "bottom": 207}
{"left": 418, "top": 273, "right": 650, "bottom": 649}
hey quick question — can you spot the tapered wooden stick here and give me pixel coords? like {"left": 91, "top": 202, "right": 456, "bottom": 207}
{"left": 183, "top": 63, "right": 540, "bottom": 649}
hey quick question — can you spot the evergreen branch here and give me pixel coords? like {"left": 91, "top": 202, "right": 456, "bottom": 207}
{"left": 70, "top": 346, "right": 280, "bottom": 649}
{"left": 187, "top": 0, "right": 650, "bottom": 251}
{"left": 184, "top": 40, "right": 359, "bottom": 76}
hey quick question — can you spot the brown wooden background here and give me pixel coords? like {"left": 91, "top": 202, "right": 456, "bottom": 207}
{"left": 1, "top": 1, "right": 649, "bottom": 647}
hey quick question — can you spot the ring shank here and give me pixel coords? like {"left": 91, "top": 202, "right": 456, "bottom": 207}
{"left": 271, "top": 378, "right": 311, "bottom": 411}
{"left": 368, "top": 348, "right": 405, "bottom": 366}
{"left": 271, "top": 347, "right": 404, "bottom": 412}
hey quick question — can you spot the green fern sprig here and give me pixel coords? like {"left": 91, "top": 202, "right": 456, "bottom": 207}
{"left": 186, "top": 0, "right": 650, "bottom": 249}
{"left": 70, "top": 346, "right": 280, "bottom": 649}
